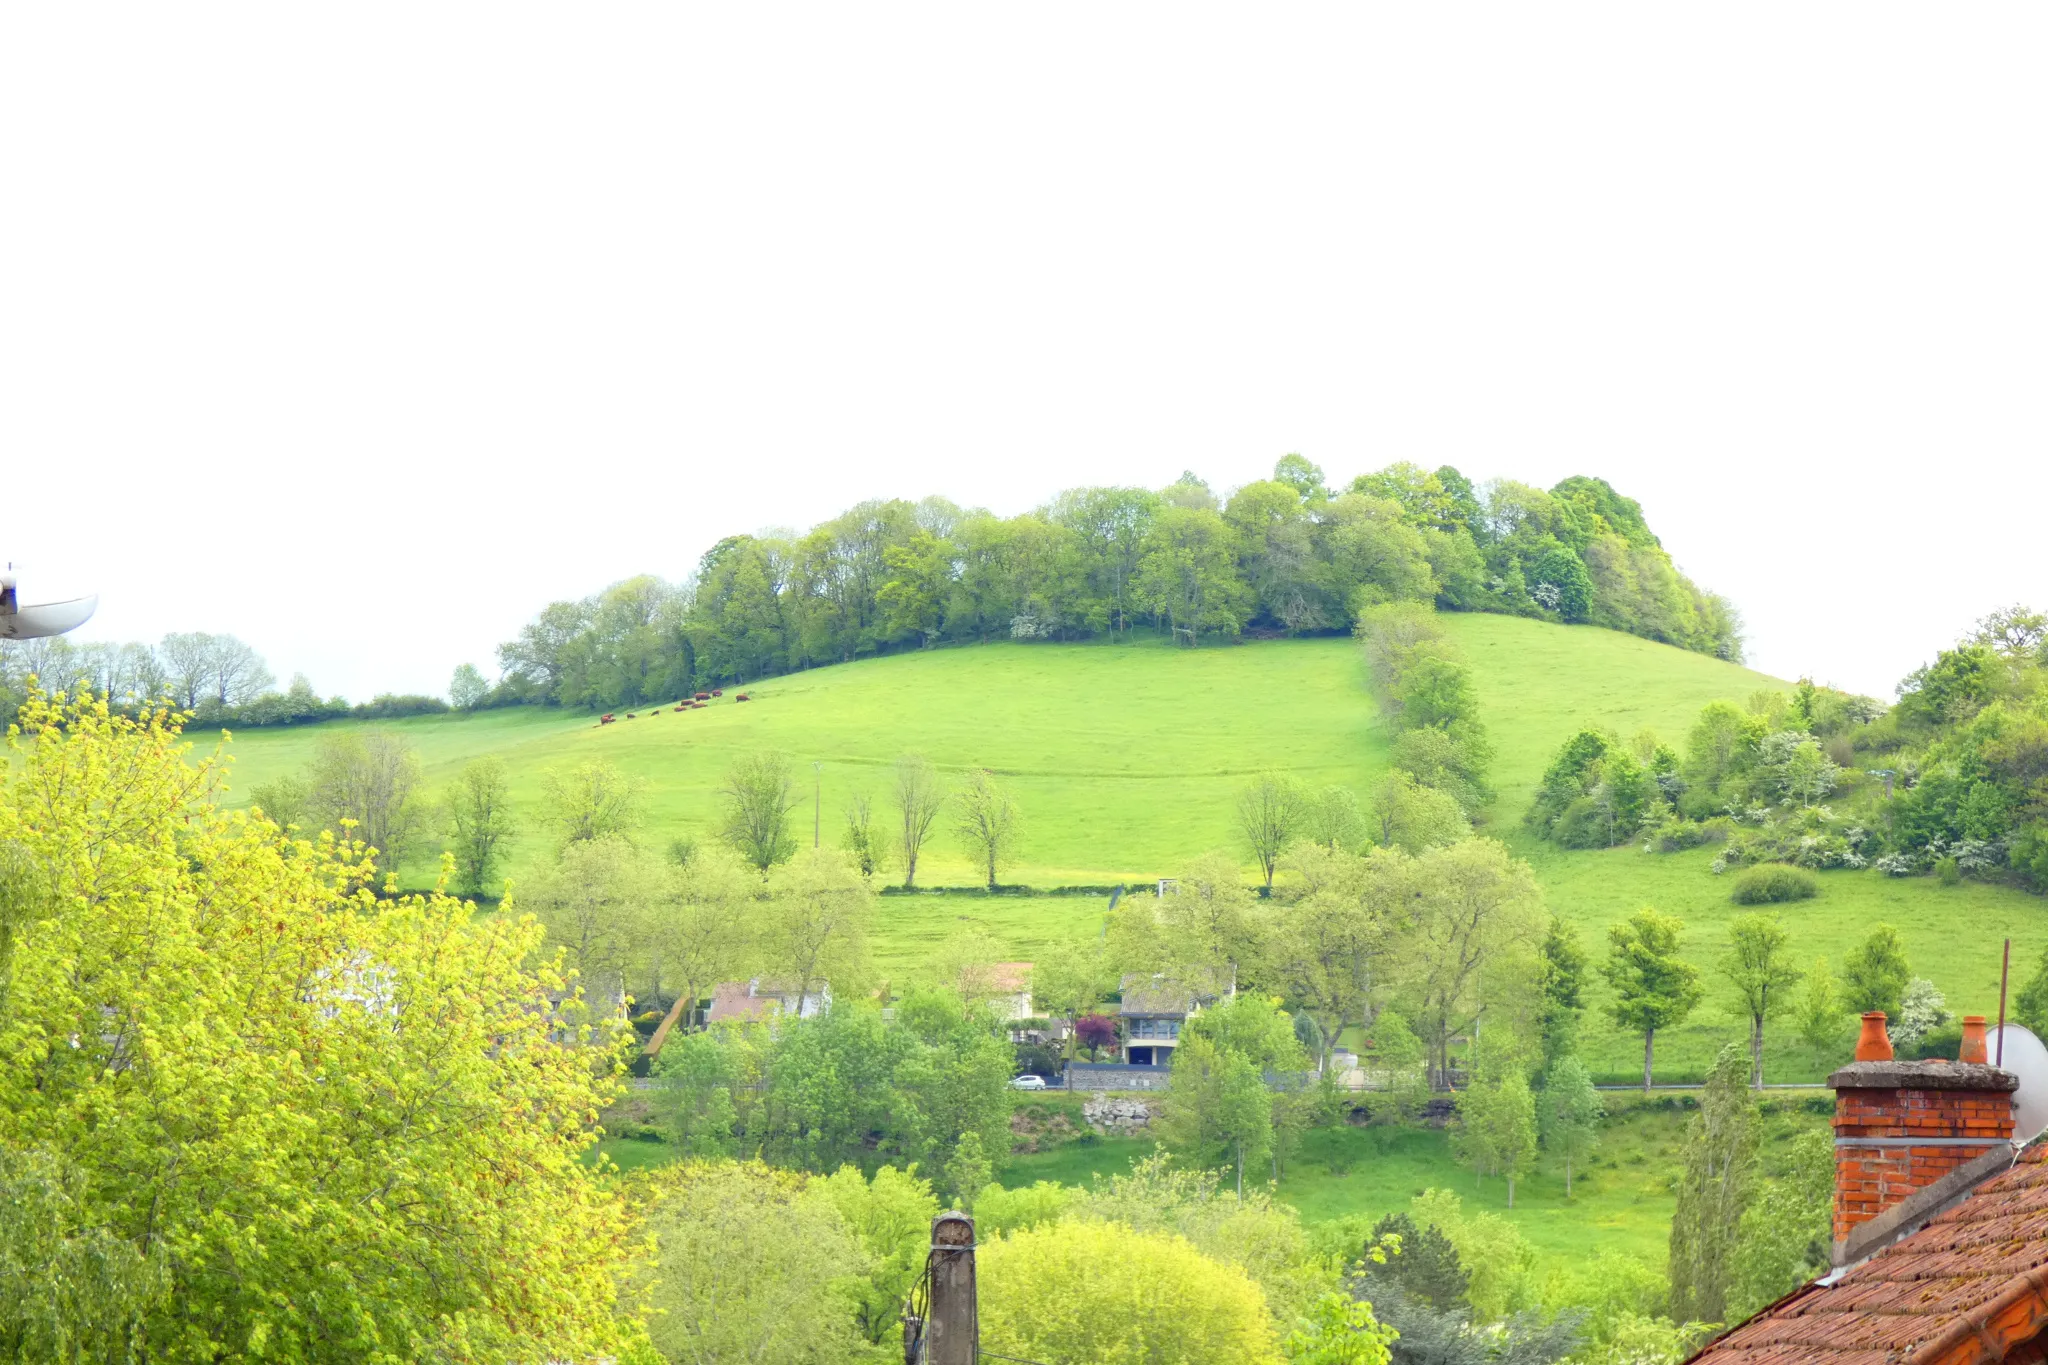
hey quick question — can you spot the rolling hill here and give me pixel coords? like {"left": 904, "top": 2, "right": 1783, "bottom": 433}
{"left": 202, "top": 613, "right": 2048, "bottom": 1084}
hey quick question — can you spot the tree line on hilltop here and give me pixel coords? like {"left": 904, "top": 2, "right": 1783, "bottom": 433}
{"left": 0, "top": 461, "right": 1740, "bottom": 727}
{"left": 481, "top": 460, "right": 1743, "bottom": 712}
{"left": 0, "top": 629, "right": 450, "bottom": 731}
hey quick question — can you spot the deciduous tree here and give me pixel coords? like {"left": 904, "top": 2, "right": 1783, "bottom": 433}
{"left": 306, "top": 727, "right": 427, "bottom": 873}
{"left": 839, "top": 789, "right": 884, "bottom": 877}
{"left": 1160, "top": 851, "right": 1267, "bottom": 988}
{"left": 1271, "top": 844, "right": 1384, "bottom": 1072}
{"left": 1388, "top": 840, "right": 1547, "bottom": 1091}
{"left": 1159, "top": 1033, "right": 1273, "bottom": 1197}
{"left": 1798, "top": 955, "right": 1846, "bottom": 1049}
{"left": 1538, "top": 917, "right": 1587, "bottom": 1067}
{"left": 954, "top": 766, "right": 1021, "bottom": 890}
{"left": 1842, "top": 923, "right": 1912, "bottom": 1020}
{"left": 1601, "top": 908, "right": 1703, "bottom": 1091}
{"left": 1456, "top": 1067, "right": 1538, "bottom": 1207}
{"left": 540, "top": 758, "right": 644, "bottom": 848}
{"left": 633, "top": 1161, "right": 874, "bottom": 1365}
{"left": 1723, "top": 913, "right": 1800, "bottom": 1088}
{"left": 979, "top": 1220, "right": 1280, "bottom": 1365}
{"left": 521, "top": 834, "right": 661, "bottom": 997}
{"left": 646, "top": 845, "right": 757, "bottom": 1023}
{"left": 443, "top": 755, "right": 514, "bottom": 898}
{"left": 0, "top": 691, "right": 635, "bottom": 1362}
{"left": 1134, "top": 504, "right": 1253, "bottom": 645}
{"left": 1238, "top": 772, "right": 1302, "bottom": 893}
{"left": 1538, "top": 1054, "right": 1603, "bottom": 1197}
{"left": 448, "top": 661, "right": 489, "bottom": 709}
{"left": 892, "top": 753, "right": 946, "bottom": 888}
{"left": 720, "top": 751, "right": 798, "bottom": 870}
{"left": 766, "top": 848, "right": 874, "bottom": 1006}
{"left": 1367, "top": 771, "right": 1470, "bottom": 853}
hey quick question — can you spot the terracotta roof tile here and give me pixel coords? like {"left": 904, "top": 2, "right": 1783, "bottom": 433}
{"left": 1693, "top": 1146, "right": 2048, "bottom": 1365}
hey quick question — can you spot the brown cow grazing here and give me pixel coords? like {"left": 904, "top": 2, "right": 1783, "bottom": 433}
{"left": 735, "top": 693, "right": 751, "bottom": 701}
{"left": 694, "top": 692, "right": 709, "bottom": 701}
{"left": 711, "top": 689, "right": 724, "bottom": 697}
{"left": 601, "top": 714, "right": 616, "bottom": 724}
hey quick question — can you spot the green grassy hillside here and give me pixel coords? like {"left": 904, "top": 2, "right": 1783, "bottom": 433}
{"left": 207, "top": 614, "right": 1778, "bottom": 888}
{"left": 202, "top": 614, "right": 2048, "bottom": 1082}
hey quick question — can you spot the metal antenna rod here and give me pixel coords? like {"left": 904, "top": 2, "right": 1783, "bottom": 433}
{"left": 1999, "top": 938, "right": 2012, "bottom": 1068}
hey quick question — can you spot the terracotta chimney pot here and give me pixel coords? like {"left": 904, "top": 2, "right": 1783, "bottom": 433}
{"left": 1856, "top": 1012, "right": 1894, "bottom": 1062}
{"left": 1960, "top": 1015, "right": 1989, "bottom": 1064}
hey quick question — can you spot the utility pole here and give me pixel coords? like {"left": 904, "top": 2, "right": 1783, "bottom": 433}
{"left": 813, "top": 761, "right": 822, "bottom": 849}
{"left": 928, "top": 1212, "right": 977, "bottom": 1365}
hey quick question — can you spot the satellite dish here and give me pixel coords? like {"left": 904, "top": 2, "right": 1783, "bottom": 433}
{"left": 1987, "top": 1024, "right": 2048, "bottom": 1142}
{"left": 0, "top": 564, "right": 97, "bottom": 640}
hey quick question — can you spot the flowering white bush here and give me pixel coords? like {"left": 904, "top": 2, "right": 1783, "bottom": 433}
{"left": 1531, "top": 582, "right": 1562, "bottom": 611}
{"left": 1709, "top": 857, "right": 1728, "bottom": 875}
{"left": 1874, "top": 853, "right": 1916, "bottom": 877}
{"left": 1894, "top": 978, "right": 1949, "bottom": 1050}
{"left": 1955, "top": 839, "right": 2005, "bottom": 874}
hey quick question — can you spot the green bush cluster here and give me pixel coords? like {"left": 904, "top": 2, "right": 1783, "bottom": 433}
{"left": 1730, "top": 864, "right": 1819, "bottom": 905}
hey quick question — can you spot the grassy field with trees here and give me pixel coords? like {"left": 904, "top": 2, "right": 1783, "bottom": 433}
{"left": 196, "top": 611, "right": 2048, "bottom": 1085}
{"left": 202, "top": 612, "right": 1767, "bottom": 890}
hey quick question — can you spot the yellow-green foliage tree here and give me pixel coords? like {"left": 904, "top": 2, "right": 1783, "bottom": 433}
{"left": 630, "top": 1161, "right": 876, "bottom": 1365}
{"left": 0, "top": 691, "right": 635, "bottom": 1363}
{"left": 980, "top": 1219, "right": 1281, "bottom": 1365}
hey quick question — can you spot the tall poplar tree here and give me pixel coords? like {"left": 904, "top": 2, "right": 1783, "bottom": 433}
{"left": 1669, "top": 1045, "right": 1759, "bottom": 1324}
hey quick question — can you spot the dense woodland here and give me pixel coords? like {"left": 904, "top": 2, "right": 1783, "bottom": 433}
{"left": 488, "top": 461, "right": 1743, "bottom": 710}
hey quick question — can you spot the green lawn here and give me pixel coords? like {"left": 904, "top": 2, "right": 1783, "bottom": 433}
{"left": 198, "top": 614, "right": 2048, "bottom": 1078}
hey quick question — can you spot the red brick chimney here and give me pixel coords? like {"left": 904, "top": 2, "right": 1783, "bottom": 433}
{"left": 1829, "top": 1013, "right": 2018, "bottom": 1262}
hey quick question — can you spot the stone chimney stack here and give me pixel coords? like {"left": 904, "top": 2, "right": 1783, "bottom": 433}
{"left": 1829, "top": 1012, "right": 2018, "bottom": 1265}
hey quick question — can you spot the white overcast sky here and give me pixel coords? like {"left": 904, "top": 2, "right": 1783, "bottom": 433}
{"left": 4, "top": 6, "right": 2042, "bottom": 702}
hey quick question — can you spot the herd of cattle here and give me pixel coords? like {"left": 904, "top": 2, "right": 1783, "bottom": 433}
{"left": 599, "top": 689, "right": 751, "bottom": 725}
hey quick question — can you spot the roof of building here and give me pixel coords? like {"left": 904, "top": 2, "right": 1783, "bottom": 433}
{"left": 705, "top": 981, "right": 780, "bottom": 1023}
{"left": 1692, "top": 1142, "right": 2048, "bottom": 1365}
{"left": 987, "top": 962, "right": 1032, "bottom": 994}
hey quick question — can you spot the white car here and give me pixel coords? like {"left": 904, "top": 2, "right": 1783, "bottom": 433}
{"left": 1009, "top": 1074, "right": 1048, "bottom": 1090}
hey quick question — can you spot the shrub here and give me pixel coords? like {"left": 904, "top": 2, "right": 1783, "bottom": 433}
{"left": 1648, "top": 819, "right": 1730, "bottom": 853}
{"left": 1936, "top": 856, "right": 1962, "bottom": 886}
{"left": 1731, "top": 864, "right": 1818, "bottom": 905}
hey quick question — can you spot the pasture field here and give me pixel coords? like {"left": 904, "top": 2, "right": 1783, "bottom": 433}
{"left": 198, "top": 614, "right": 2048, "bottom": 1082}
{"left": 204, "top": 613, "right": 1779, "bottom": 890}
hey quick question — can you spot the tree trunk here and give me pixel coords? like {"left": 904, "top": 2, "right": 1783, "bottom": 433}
{"left": 1751, "top": 1014, "right": 1765, "bottom": 1090}
{"left": 1643, "top": 1027, "right": 1655, "bottom": 1092}
{"left": 1565, "top": 1154, "right": 1573, "bottom": 1199}
{"left": 1235, "top": 1144, "right": 1244, "bottom": 1199}
{"left": 1507, "top": 1174, "right": 1516, "bottom": 1209}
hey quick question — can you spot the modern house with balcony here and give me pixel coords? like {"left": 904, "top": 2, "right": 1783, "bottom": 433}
{"left": 1118, "top": 971, "right": 1231, "bottom": 1065}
